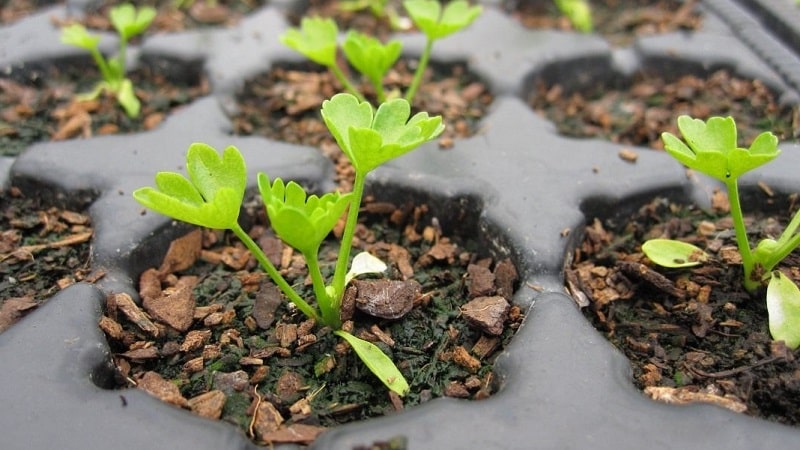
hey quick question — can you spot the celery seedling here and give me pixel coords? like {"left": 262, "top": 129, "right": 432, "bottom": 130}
{"left": 279, "top": 17, "right": 366, "bottom": 102}
{"left": 642, "top": 115, "right": 800, "bottom": 348}
{"left": 60, "top": 3, "right": 156, "bottom": 118}
{"left": 403, "top": 0, "right": 482, "bottom": 102}
{"left": 133, "top": 93, "right": 443, "bottom": 395}
{"left": 280, "top": 0, "right": 481, "bottom": 106}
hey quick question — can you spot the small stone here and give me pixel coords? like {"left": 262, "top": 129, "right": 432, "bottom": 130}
{"left": 460, "top": 296, "right": 510, "bottom": 336}
{"left": 188, "top": 390, "right": 226, "bottom": 420}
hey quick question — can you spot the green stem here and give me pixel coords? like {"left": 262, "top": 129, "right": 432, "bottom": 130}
{"left": 331, "top": 171, "right": 366, "bottom": 301}
{"left": 372, "top": 76, "right": 386, "bottom": 104}
{"left": 329, "top": 64, "right": 366, "bottom": 103}
{"left": 404, "top": 38, "right": 433, "bottom": 104}
{"left": 88, "top": 47, "right": 115, "bottom": 86}
{"left": 304, "top": 249, "right": 340, "bottom": 328}
{"left": 230, "top": 223, "right": 322, "bottom": 322}
{"left": 726, "top": 179, "right": 756, "bottom": 291}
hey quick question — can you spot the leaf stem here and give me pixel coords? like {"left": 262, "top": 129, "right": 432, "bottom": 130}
{"left": 88, "top": 47, "right": 115, "bottom": 86}
{"left": 330, "top": 64, "right": 366, "bottom": 103}
{"left": 230, "top": 223, "right": 321, "bottom": 322}
{"left": 726, "top": 179, "right": 756, "bottom": 291}
{"left": 404, "top": 38, "right": 433, "bottom": 104}
{"left": 332, "top": 171, "right": 366, "bottom": 301}
{"left": 304, "top": 248, "right": 340, "bottom": 328}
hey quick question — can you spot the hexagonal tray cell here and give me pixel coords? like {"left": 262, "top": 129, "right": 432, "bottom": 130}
{"left": 0, "top": 52, "right": 208, "bottom": 157}
{"left": 524, "top": 44, "right": 798, "bottom": 149}
{"left": 100, "top": 177, "right": 526, "bottom": 447}
{"left": 568, "top": 177, "right": 800, "bottom": 424}
{"left": 502, "top": 0, "right": 704, "bottom": 46}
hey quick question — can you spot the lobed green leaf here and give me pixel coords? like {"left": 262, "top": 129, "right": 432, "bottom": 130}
{"left": 342, "top": 31, "right": 403, "bottom": 86}
{"left": 404, "top": 0, "right": 482, "bottom": 41}
{"left": 279, "top": 17, "right": 339, "bottom": 67}
{"left": 110, "top": 3, "right": 156, "bottom": 40}
{"left": 60, "top": 24, "right": 100, "bottom": 50}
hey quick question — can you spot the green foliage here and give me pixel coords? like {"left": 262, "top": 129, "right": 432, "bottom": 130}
{"left": 553, "top": 0, "right": 593, "bottom": 33}
{"left": 134, "top": 93, "right": 443, "bottom": 395}
{"left": 60, "top": 3, "right": 155, "bottom": 117}
{"left": 279, "top": 0, "right": 482, "bottom": 105}
{"left": 643, "top": 115, "right": 800, "bottom": 348}
{"left": 641, "top": 239, "right": 708, "bottom": 268}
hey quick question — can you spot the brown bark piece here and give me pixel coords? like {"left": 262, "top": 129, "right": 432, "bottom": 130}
{"left": 493, "top": 258, "right": 518, "bottom": 300}
{"left": 253, "top": 400, "right": 284, "bottom": 440}
{"left": 158, "top": 229, "right": 203, "bottom": 274}
{"left": 252, "top": 283, "right": 282, "bottom": 329}
{"left": 467, "top": 263, "right": 495, "bottom": 298}
{"left": 188, "top": 390, "right": 226, "bottom": 420}
{"left": 260, "top": 424, "right": 326, "bottom": 445}
{"left": 460, "top": 296, "right": 510, "bottom": 336}
{"left": 353, "top": 279, "right": 420, "bottom": 319}
{"left": 137, "top": 371, "right": 188, "bottom": 408}
{"left": 452, "top": 346, "right": 481, "bottom": 373}
{"left": 143, "top": 275, "right": 197, "bottom": 332}
{"left": 0, "top": 296, "right": 37, "bottom": 332}
{"left": 110, "top": 292, "right": 160, "bottom": 337}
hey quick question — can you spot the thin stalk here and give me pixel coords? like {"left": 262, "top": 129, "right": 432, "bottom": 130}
{"left": 88, "top": 47, "right": 115, "bottom": 86}
{"left": 331, "top": 171, "right": 366, "bottom": 300}
{"left": 230, "top": 223, "right": 321, "bottom": 323}
{"left": 329, "top": 64, "right": 366, "bottom": 103}
{"left": 304, "top": 249, "right": 340, "bottom": 328}
{"left": 726, "top": 179, "right": 757, "bottom": 291}
{"left": 761, "top": 233, "right": 800, "bottom": 276}
{"left": 404, "top": 38, "right": 433, "bottom": 104}
{"left": 372, "top": 77, "right": 386, "bottom": 104}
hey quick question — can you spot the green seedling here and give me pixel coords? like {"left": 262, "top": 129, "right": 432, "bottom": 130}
{"left": 60, "top": 3, "right": 156, "bottom": 118}
{"left": 280, "top": 0, "right": 481, "bottom": 106}
{"left": 133, "top": 93, "right": 443, "bottom": 395}
{"left": 642, "top": 115, "right": 800, "bottom": 348}
{"left": 553, "top": 0, "right": 593, "bottom": 33}
{"left": 337, "top": 0, "right": 408, "bottom": 30}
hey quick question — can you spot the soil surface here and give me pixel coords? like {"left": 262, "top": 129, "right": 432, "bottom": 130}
{"left": 568, "top": 191, "right": 800, "bottom": 425}
{"left": 505, "top": 0, "right": 703, "bottom": 46}
{"left": 530, "top": 69, "right": 799, "bottom": 149}
{"left": 0, "top": 185, "right": 98, "bottom": 333}
{"left": 0, "top": 58, "right": 209, "bottom": 157}
{"left": 102, "top": 194, "right": 522, "bottom": 446}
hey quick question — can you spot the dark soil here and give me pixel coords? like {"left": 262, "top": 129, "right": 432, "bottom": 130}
{"left": 530, "top": 69, "right": 799, "bottom": 149}
{"left": 102, "top": 194, "right": 522, "bottom": 446}
{"left": 568, "top": 191, "right": 800, "bottom": 425}
{"left": 0, "top": 57, "right": 209, "bottom": 157}
{"left": 505, "top": 0, "right": 703, "bottom": 46}
{"left": 0, "top": 185, "right": 98, "bottom": 333}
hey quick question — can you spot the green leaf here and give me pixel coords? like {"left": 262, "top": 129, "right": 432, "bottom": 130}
{"left": 334, "top": 330, "right": 410, "bottom": 396}
{"left": 321, "top": 93, "right": 444, "bottom": 174}
{"left": 642, "top": 239, "right": 709, "bottom": 268}
{"left": 342, "top": 31, "right": 403, "bottom": 87}
{"left": 279, "top": 17, "right": 339, "bottom": 67}
{"left": 110, "top": 3, "right": 156, "bottom": 40}
{"left": 766, "top": 271, "right": 800, "bottom": 349}
{"left": 661, "top": 115, "right": 781, "bottom": 182}
{"left": 404, "top": 0, "right": 482, "bottom": 41}
{"left": 115, "top": 78, "right": 141, "bottom": 118}
{"left": 554, "top": 0, "right": 593, "bottom": 32}
{"left": 258, "top": 174, "right": 353, "bottom": 255}
{"left": 133, "top": 143, "right": 246, "bottom": 230}
{"left": 60, "top": 24, "right": 100, "bottom": 50}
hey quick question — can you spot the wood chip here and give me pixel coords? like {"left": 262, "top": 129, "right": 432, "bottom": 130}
{"left": 137, "top": 371, "right": 188, "bottom": 408}
{"left": 0, "top": 296, "right": 37, "bottom": 332}
{"left": 252, "top": 283, "right": 282, "bottom": 329}
{"left": 460, "top": 296, "right": 510, "bottom": 336}
{"left": 452, "top": 346, "right": 481, "bottom": 373}
{"left": 259, "top": 424, "right": 326, "bottom": 445}
{"left": 109, "top": 292, "right": 159, "bottom": 337}
{"left": 158, "top": 229, "right": 203, "bottom": 274}
{"left": 644, "top": 386, "right": 747, "bottom": 413}
{"left": 353, "top": 279, "right": 420, "bottom": 319}
{"left": 143, "top": 276, "right": 197, "bottom": 332}
{"left": 188, "top": 390, "right": 226, "bottom": 420}
{"left": 467, "top": 263, "right": 495, "bottom": 298}
{"left": 253, "top": 401, "right": 284, "bottom": 440}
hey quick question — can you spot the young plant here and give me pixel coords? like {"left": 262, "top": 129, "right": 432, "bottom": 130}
{"left": 642, "top": 115, "right": 800, "bottom": 348}
{"left": 280, "top": 0, "right": 482, "bottom": 106}
{"left": 553, "top": 0, "right": 593, "bottom": 33}
{"left": 60, "top": 3, "right": 156, "bottom": 118}
{"left": 133, "top": 93, "right": 443, "bottom": 395}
